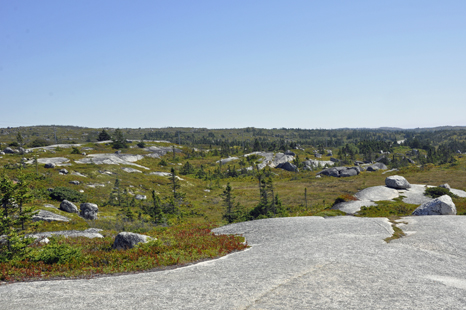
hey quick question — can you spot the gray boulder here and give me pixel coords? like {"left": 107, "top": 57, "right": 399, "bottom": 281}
{"left": 3, "top": 147, "right": 17, "bottom": 154}
{"left": 32, "top": 210, "right": 70, "bottom": 222}
{"left": 354, "top": 186, "right": 399, "bottom": 201}
{"left": 385, "top": 175, "right": 411, "bottom": 189}
{"left": 79, "top": 203, "right": 98, "bottom": 220}
{"left": 135, "top": 194, "right": 147, "bottom": 200}
{"left": 69, "top": 180, "right": 80, "bottom": 185}
{"left": 59, "top": 168, "right": 69, "bottom": 174}
{"left": 59, "top": 200, "right": 78, "bottom": 213}
{"left": 340, "top": 168, "right": 359, "bottom": 178}
{"left": 330, "top": 157, "right": 339, "bottom": 163}
{"left": 44, "top": 163, "right": 56, "bottom": 168}
{"left": 284, "top": 150, "right": 296, "bottom": 156}
{"left": 367, "top": 163, "right": 388, "bottom": 171}
{"left": 412, "top": 195, "right": 456, "bottom": 216}
{"left": 113, "top": 232, "right": 153, "bottom": 250}
{"left": 439, "top": 183, "right": 451, "bottom": 190}
{"left": 275, "top": 162, "right": 297, "bottom": 172}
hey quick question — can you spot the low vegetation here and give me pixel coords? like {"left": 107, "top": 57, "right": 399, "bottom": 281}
{"left": 0, "top": 125, "right": 465, "bottom": 282}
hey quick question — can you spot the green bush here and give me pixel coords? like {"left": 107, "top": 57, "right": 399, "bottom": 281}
{"left": 30, "top": 237, "right": 82, "bottom": 264}
{"left": 29, "top": 138, "right": 50, "bottom": 147}
{"left": 49, "top": 187, "right": 85, "bottom": 202}
{"left": 71, "top": 147, "right": 81, "bottom": 154}
{"left": 424, "top": 186, "right": 458, "bottom": 199}
{"left": 137, "top": 141, "right": 146, "bottom": 148}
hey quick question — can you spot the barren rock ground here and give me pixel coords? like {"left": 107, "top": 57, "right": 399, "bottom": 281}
{"left": 2, "top": 216, "right": 466, "bottom": 309}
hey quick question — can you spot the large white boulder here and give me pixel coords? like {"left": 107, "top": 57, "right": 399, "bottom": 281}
{"left": 412, "top": 195, "right": 456, "bottom": 216}
{"left": 385, "top": 175, "right": 411, "bottom": 189}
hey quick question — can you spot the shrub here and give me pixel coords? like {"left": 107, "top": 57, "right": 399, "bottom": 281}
{"left": 8, "top": 142, "right": 19, "bottom": 147}
{"left": 332, "top": 194, "right": 358, "bottom": 206}
{"left": 30, "top": 237, "right": 82, "bottom": 264}
{"left": 137, "top": 141, "right": 146, "bottom": 148}
{"left": 71, "top": 147, "right": 80, "bottom": 154}
{"left": 424, "top": 186, "right": 458, "bottom": 199}
{"left": 29, "top": 138, "right": 50, "bottom": 147}
{"left": 49, "top": 187, "right": 85, "bottom": 202}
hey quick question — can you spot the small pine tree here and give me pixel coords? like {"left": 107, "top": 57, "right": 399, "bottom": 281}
{"left": 141, "top": 190, "right": 163, "bottom": 223}
{"left": 112, "top": 129, "right": 127, "bottom": 149}
{"left": 97, "top": 129, "right": 111, "bottom": 141}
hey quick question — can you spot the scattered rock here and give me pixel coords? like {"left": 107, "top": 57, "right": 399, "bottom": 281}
{"left": 79, "top": 203, "right": 98, "bottom": 220}
{"left": 366, "top": 163, "right": 388, "bottom": 171}
{"left": 43, "top": 203, "right": 57, "bottom": 209}
{"left": 76, "top": 153, "right": 148, "bottom": 169}
{"left": 69, "top": 180, "right": 80, "bottom": 185}
{"left": 317, "top": 166, "right": 360, "bottom": 178}
{"left": 385, "top": 175, "right": 411, "bottom": 189}
{"left": 284, "top": 150, "right": 296, "bottom": 156}
{"left": 122, "top": 167, "right": 142, "bottom": 173}
{"left": 113, "top": 232, "right": 153, "bottom": 250}
{"left": 33, "top": 210, "right": 70, "bottom": 222}
{"left": 59, "top": 200, "right": 78, "bottom": 213}
{"left": 275, "top": 162, "right": 297, "bottom": 172}
{"left": 59, "top": 169, "right": 69, "bottom": 174}
{"left": 204, "top": 189, "right": 210, "bottom": 192}
{"left": 439, "top": 183, "right": 451, "bottom": 190}
{"left": 412, "top": 195, "right": 456, "bottom": 216}
{"left": 29, "top": 228, "right": 103, "bottom": 239}
{"left": 135, "top": 194, "right": 147, "bottom": 200}
{"left": 216, "top": 157, "right": 239, "bottom": 165}
{"left": 149, "top": 172, "right": 172, "bottom": 177}
{"left": 354, "top": 186, "right": 399, "bottom": 201}
{"left": 3, "top": 147, "right": 17, "bottom": 154}
{"left": 71, "top": 171, "right": 87, "bottom": 177}
{"left": 44, "top": 163, "right": 56, "bottom": 168}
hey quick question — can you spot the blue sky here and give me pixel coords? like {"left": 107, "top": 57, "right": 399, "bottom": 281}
{"left": 1, "top": 1, "right": 465, "bottom": 129}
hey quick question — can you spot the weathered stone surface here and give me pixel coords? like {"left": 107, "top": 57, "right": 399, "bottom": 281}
{"left": 317, "top": 166, "right": 360, "bottom": 178}
{"left": 366, "top": 163, "right": 388, "bottom": 171}
{"left": 59, "top": 200, "right": 78, "bottom": 213}
{"left": 122, "top": 167, "right": 142, "bottom": 173}
{"left": 71, "top": 171, "right": 87, "bottom": 177}
{"left": 59, "top": 169, "right": 68, "bottom": 174}
{"left": 149, "top": 171, "right": 172, "bottom": 177}
{"left": 284, "top": 150, "right": 296, "bottom": 156}
{"left": 69, "top": 180, "right": 80, "bottom": 185}
{"left": 76, "top": 153, "right": 149, "bottom": 169}
{"left": 275, "top": 162, "right": 297, "bottom": 172}
{"left": 44, "top": 163, "right": 56, "bottom": 168}
{"left": 26, "top": 157, "right": 70, "bottom": 166}
{"left": 113, "top": 232, "right": 153, "bottom": 250}
{"left": 43, "top": 203, "right": 57, "bottom": 209}
{"left": 29, "top": 228, "right": 103, "bottom": 239}
{"left": 439, "top": 183, "right": 451, "bottom": 190}
{"left": 216, "top": 157, "right": 239, "bottom": 165}
{"left": 398, "top": 184, "right": 433, "bottom": 205}
{"left": 79, "top": 203, "right": 98, "bottom": 220}
{"left": 354, "top": 186, "right": 399, "bottom": 201}
{"left": 450, "top": 188, "right": 466, "bottom": 197}
{"left": 412, "top": 195, "right": 456, "bottom": 215}
{"left": 135, "top": 194, "right": 147, "bottom": 200}
{"left": 4, "top": 147, "right": 17, "bottom": 154}
{"left": 385, "top": 175, "right": 411, "bottom": 189}
{"left": 332, "top": 200, "right": 377, "bottom": 214}
{"left": 32, "top": 210, "right": 70, "bottom": 222}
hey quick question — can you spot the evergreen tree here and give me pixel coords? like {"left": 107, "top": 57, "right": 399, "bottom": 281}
{"left": 112, "top": 129, "right": 127, "bottom": 149}
{"left": 141, "top": 190, "right": 163, "bottom": 223}
{"left": 221, "top": 183, "right": 244, "bottom": 223}
{"left": 97, "top": 129, "right": 111, "bottom": 141}
{"left": 180, "top": 161, "right": 195, "bottom": 175}
{"left": 108, "top": 178, "right": 121, "bottom": 206}
{"left": 0, "top": 174, "right": 36, "bottom": 262}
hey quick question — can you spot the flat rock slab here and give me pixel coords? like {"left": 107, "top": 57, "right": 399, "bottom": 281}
{"left": 32, "top": 210, "right": 70, "bottom": 222}
{"left": 398, "top": 184, "right": 434, "bottom": 205}
{"left": 76, "top": 154, "right": 149, "bottom": 170}
{"left": 354, "top": 185, "right": 399, "bottom": 201}
{"left": 28, "top": 228, "right": 103, "bottom": 239}
{"left": 26, "top": 157, "right": 70, "bottom": 166}
{"left": 331, "top": 200, "right": 377, "bottom": 214}
{"left": 451, "top": 188, "right": 466, "bottom": 198}
{"left": 4, "top": 216, "right": 466, "bottom": 309}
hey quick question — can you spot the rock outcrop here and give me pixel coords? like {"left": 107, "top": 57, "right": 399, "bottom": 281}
{"left": 32, "top": 210, "right": 71, "bottom": 222}
{"left": 385, "top": 175, "right": 411, "bottom": 189}
{"left": 113, "top": 232, "right": 153, "bottom": 250}
{"left": 59, "top": 200, "right": 78, "bottom": 213}
{"left": 317, "top": 166, "right": 360, "bottom": 178}
{"left": 412, "top": 195, "right": 456, "bottom": 216}
{"left": 275, "top": 162, "right": 297, "bottom": 172}
{"left": 79, "top": 203, "right": 98, "bottom": 220}
{"left": 366, "top": 163, "right": 388, "bottom": 171}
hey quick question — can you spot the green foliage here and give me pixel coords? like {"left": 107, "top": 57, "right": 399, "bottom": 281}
{"left": 71, "top": 147, "right": 80, "bottom": 154}
{"left": 356, "top": 198, "right": 418, "bottom": 217}
{"left": 221, "top": 183, "right": 245, "bottom": 223}
{"left": 159, "top": 158, "right": 168, "bottom": 166}
{"left": 97, "top": 129, "right": 111, "bottom": 141}
{"left": 179, "top": 161, "right": 195, "bottom": 175}
{"left": 332, "top": 194, "right": 358, "bottom": 206}
{"left": 29, "top": 138, "right": 50, "bottom": 147}
{"left": 29, "top": 237, "right": 82, "bottom": 264}
{"left": 111, "top": 129, "right": 127, "bottom": 149}
{"left": 424, "top": 186, "right": 458, "bottom": 199}
{"left": 137, "top": 141, "right": 146, "bottom": 148}
{"left": 8, "top": 142, "right": 19, "bottom": 147}
{"left": 141, "top": 190, "right": 163, "bottom": 224}
{"left": 49, "top": 186, "right": 85, "bottom": 202}
{"left": 0, "top": 173, "right": 36, "bottom": 262}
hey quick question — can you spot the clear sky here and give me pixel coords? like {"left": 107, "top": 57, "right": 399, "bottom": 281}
{"left": 1, "top": 1, "right": 465, "bottom": 129}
